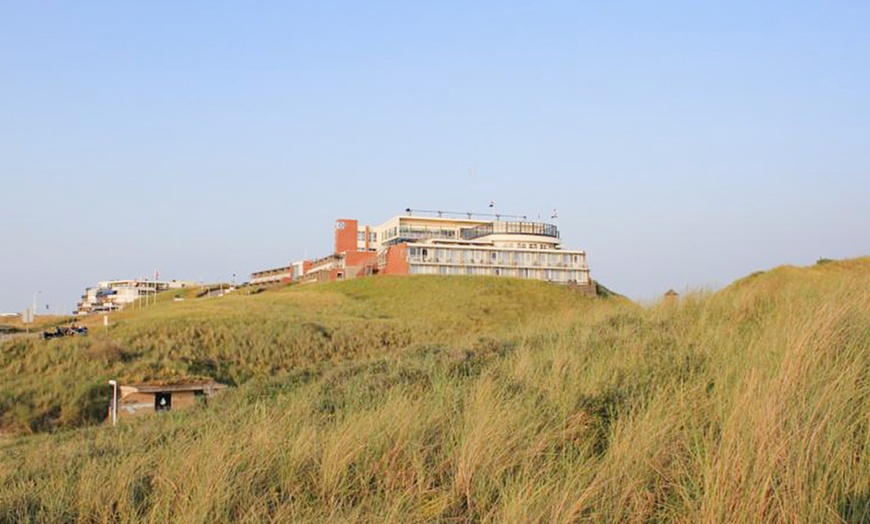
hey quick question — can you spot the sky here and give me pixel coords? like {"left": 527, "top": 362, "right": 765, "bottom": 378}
{"left": 1, "top": 1, "right": 868, "bottom": 313}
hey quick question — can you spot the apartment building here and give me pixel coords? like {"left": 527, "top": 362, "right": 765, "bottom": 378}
{"left": 76, "top": 279, "right": 195, "bottom": 315}
{"left": 371, "top": 212, "right": 591, "bottom": 289}
{"left": 253, "top": 210, "right": 594, "bottom": 293}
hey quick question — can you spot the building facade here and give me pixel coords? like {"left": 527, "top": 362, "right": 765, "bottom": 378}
{"left": 250, "top": 210, "right": 594, "bottom": 292}
{"left": 371, "top": 213, "right": 592, "bottom": 288}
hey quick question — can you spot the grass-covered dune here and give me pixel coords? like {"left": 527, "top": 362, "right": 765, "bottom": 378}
{"left": 0, "top": 277, "right": 600, "bottom": 434}
{"left": 2, "top": 259, "right": 870, "bottom": 522}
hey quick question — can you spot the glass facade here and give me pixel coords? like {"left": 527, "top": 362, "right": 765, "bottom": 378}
{"left": 460, "top": 221, "right": 559, "bottom": 240}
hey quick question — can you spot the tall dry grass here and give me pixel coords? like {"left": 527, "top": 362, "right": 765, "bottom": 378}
{"left": 1, "top": 259, "right": 870, "bottom": 522}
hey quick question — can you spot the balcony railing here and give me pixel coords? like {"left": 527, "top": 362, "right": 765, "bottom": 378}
{"left": 407, "top": 256, "right": 586, "bottom": 269}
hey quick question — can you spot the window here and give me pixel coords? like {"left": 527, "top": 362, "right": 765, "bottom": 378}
{"left": 358, "top": 232, "right": 366, "bottom": 242}
{"left": 369, "top": 232, "right": 377, "bottom": 242}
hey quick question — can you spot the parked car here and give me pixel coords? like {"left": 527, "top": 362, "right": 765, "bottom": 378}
{"left": 42, "top": 325, "right": 89, "bottom": 340}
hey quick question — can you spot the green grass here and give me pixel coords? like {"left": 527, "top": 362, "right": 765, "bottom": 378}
{"left": 2, "top": 261, "right": 870, "bottom": 522}
{"left": 0, "top": 276, "right": 597, "bottom": 434}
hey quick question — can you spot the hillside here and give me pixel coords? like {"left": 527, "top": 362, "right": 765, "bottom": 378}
{"left": 0, "top": 276, "right": 605, "bottom": 434}
{"left": 2, "top": 261, "right": 870, "bottom": 522}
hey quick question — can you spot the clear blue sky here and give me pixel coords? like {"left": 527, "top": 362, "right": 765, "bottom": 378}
{"left": 2, "top": 1, "right": 868, "bottom": 313}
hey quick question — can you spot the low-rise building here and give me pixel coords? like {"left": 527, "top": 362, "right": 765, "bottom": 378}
{"left": 76, "top": 279, "right": 195, "bottom": 315}
{"left": 109, "top": 380, "right": 227, "bottom": 421}
{"left": 249, "top": 261, "right": 310, "bottom": 286}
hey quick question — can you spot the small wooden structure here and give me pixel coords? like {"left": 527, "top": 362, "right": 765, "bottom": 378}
{"left": 110, "top": 380, "right": 227, "bottom": 420}
{"left": 664, "top": 289, "right": 680, "bottom": 305}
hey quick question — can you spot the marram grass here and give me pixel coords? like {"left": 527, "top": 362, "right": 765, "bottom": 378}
{"left": 1, "top": 260, "right": 870, "bottom": 522}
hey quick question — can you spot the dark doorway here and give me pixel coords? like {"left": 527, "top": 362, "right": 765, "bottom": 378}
{"left": 155, "top": 392, "right": 172, "bottom": 411}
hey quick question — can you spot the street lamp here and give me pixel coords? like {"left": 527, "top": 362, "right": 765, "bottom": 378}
{"left": 108, "top": 379, "right": 118, "bottom": 426}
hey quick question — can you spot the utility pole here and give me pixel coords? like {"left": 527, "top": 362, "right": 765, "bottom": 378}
{"left": 108, "top": 380, "right": 118, "bottom": 426}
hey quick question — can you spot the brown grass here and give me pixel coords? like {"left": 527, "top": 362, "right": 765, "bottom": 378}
{"left": 2, "top": 260, "right": 870, "bottom": 521}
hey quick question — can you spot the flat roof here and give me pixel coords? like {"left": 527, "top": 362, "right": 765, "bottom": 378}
{"left": 121, "top": 381, "right": 228, "bottom": 393}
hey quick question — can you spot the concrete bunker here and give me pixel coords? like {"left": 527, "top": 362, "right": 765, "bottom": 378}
{"left": 108, "top": 380, "right": 227, "bottom": 422}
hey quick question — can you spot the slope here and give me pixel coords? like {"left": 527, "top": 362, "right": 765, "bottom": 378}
{"left": 0, "top": 275, "right": 605, "bottom": 434}
{"left": 2, "top": 260, "right": 870, "bottom": 522}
